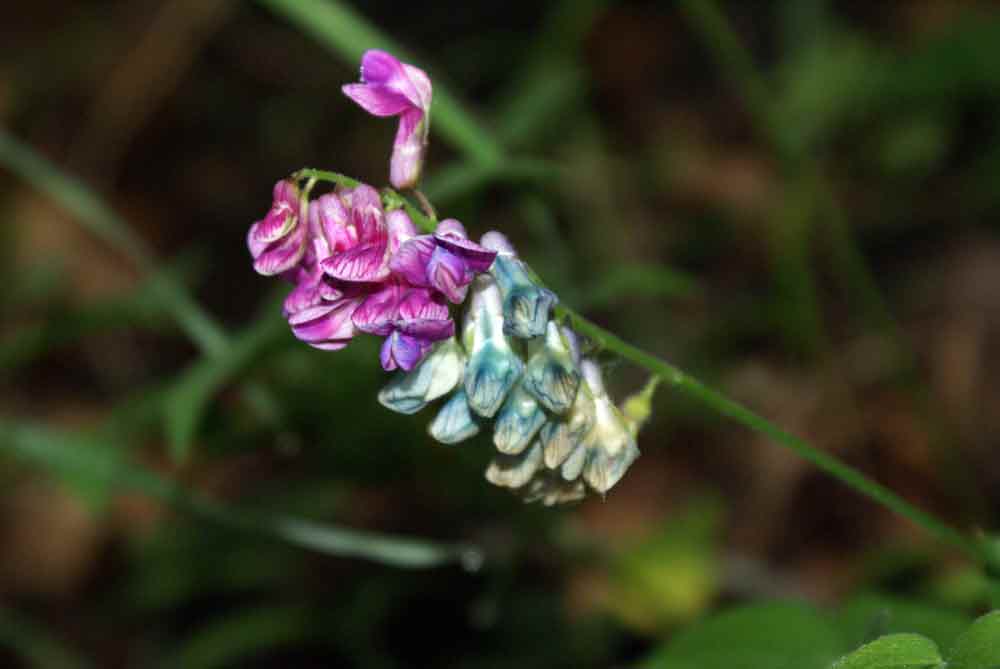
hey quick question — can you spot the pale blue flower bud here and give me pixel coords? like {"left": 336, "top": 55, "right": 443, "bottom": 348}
{"left": 481, "top": 232, "right": 557, "bottom": 339}
{"left": 378, "top": 337, "right": 465, "bottom": 415}
{"left": 523, "top": 321, "right": 581, "bottom": 414}
{"left": 492, "top": 383, "right": 546, "bottom": 455}
{"left": 578, "top": 360, "right": 640, "bottom": 494}
{"left": 521, "top": 473, "right": 587, "bottom": 506}
{"left": 428, "top": 388, "right": 480, "bottom": 444}
{"left": 462, "top": 276, "right": 524, "bottom": 417}
{"left": 484, "top": 440, "right": 543, "bottom": 489}
{"left": 540, "top": 377, "right": 596, "bottom": 469}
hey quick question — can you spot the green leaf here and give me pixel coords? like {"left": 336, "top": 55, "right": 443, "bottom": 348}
{"left": 948, "top": 611, "right": 1000, "bottom": 669}
{"left": 642, "top": 602, "right": 841, "bottom": 669}
{"left": 161, "top": 606, "right": 319, "bottom": 669}
{"left": 837, "top": 594, "right": 972, "bottom": 650}
{"left": 830, "top": 634, "right": 943, "bottom": 669}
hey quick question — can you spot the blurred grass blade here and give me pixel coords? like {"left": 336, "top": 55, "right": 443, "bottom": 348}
{"left": 257, "top": 0, "right": 503, "bottom": 166}
{"left": 578, "top": 264, "right": 701, "bottom": 311}
{"left": 0, "top": 128, "right": 227, "bottom": 357}
{"left": 166, "top": 295, "right": 287, "bottom": 461}
{"left": 0, "top": 608, "right": 93, "bottom": 669}
{"left": 422, "top": 158, "right": 558, "bottom": 204}
{"left": 162, "top": 606, "right": 319, "bottom": 669}
{"left": 0, "top": 419, "right": 481, "bottom": 570}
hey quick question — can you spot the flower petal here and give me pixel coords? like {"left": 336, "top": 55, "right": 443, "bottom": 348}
{"left": 309, "top": 192, "right": 354, "bottom": 254}
{"left": 341, "top": 83, "right": 412, "bottom": 117}
{"left": 390, "top": 109, "right": 426, "bottom": 189}
{"left": 287, "top": 297, "right": 361, "bottom": 350}
{"left": 351, "top": 283, "right": 402, "bottom": 336}
{"left": 493, "top": 384, "right": 546, "bottom": 455}
{"left": 381, "top": 331, "right": 433, "bottom": 371}
{"left": 321, "top": 242, "right": 389, "bottom": 282}
{"left": 251, "top": 221, "right": 307, "bottom": 276}
{"left": 428, "top": 389, "right": 480, "bottom": 445}
{"left": 427, "top": 246, "right": 471, "bottom": 303}
{"left": 389, "top": 235, "right": 434, "bottom": 286}
{"left": 386, "top": 209, "right": 418, "bottom": 253}
{"left": 485, "top": 441, "right": 543, "bottom": 489}
{"left": 434, "top": 227, "right": 496, "bottom": 274}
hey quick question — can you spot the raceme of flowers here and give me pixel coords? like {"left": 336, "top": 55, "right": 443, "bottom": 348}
{"left": 247, "top": 49, "right": 645, "bottom": 503}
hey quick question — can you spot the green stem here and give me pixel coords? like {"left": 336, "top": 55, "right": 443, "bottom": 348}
{"left": 557, "top": 304, "right": 988, "bottom": 563}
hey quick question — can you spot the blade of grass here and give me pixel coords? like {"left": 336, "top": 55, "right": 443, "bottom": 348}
{"left": 0, "top": 418, "right": 482, "bottom": 570}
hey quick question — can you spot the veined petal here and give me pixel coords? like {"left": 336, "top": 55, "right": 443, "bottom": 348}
{"left": 389, "top": 235, "right": 434, "bottom": 286}
{"left": 378, "top": 338, "right": 464, "bottom": 415}
{"left": 485, "top": 441, "right": 543, "bottom": 489}
{"left": 540, "top": 381, "right": 596, "bottom": 469}
{"left": 464, "top": 342, "right": 523, "bottom": 418}
{"left": 342, "top": 83, "right": 412, "bottom": 117}
{"left": 390, "top": 110, "right": 426, "bottom": 190}
{"left": 427, "top": 246, "right": 470, "bottom": 304}
{"left": 386, "top": 209, "right": 419, "bottom": 252}
{"left": 347, "top": 184, "right": 385, "bottom": 243}
{"left": 250, "top": 180, "right": 300, "bottom": 244}
{"left": 287, "top": 297, "right": 361, "bottom": 350}
{"left": 493, "top": 384, "right": 546, "bottom": 455}
{"left": 351, "top": 283, "right": 402, "bottom": 336}
{"left": 401, "top": 63, "right": 432, "bottom": 111}
{"left": 521, "top": 474, "right": 587, "bottom": 506}
{"left": 309, "top": 192, "right": 354, "bottom": 254}
{"left": 359, "top": 50, "right": 426, "bottom": 110}
{"left": 428, "top": 389, "right": 480, "bottom": 445}
{"left": 397, "top": 287, "right": 449, "bottom": 322}
{"left": 380, "top": 331, "right": 432, "bottom": 371}
{"left": 251, "top": 219, "right": 307, "bottom": 276}
{"left": 488, "top": 254, "right": 557, "bottom": 338}
{"left": 321, "top": 241, "right": 389, "bottom": 282}
{"left": 523, "top": 321, "right": 581, "bottom": 413}
{"left": 435, "top": 220, "right": 496, "bottom": 273}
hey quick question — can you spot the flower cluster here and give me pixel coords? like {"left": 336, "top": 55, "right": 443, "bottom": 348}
{"left": 247, "top": 179, "right": 495, "bottom": 371}
{"left": 247, "top": 49, "right": 644, "bottom": 503}
{"left": 378, "top": 233, "right": 640, "bottom": 504}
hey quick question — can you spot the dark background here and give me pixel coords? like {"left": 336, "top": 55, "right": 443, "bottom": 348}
{"left": 2, "top": 1, "right": 999, "bottom": 666}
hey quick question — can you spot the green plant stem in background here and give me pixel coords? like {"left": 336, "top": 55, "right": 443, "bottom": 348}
{"left": 558, "top": 306, "right": 988, "bottom": 564}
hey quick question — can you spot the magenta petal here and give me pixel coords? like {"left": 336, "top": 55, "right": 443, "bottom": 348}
{"left": 252, "top": 221, "right": 307, "bottom": 276}
{"left": 321, "top": 242, "right": 389, "bottom": 282}
{"left": 427, "top": 247, "right": 470, "bottom": 303}
{"left": 435, "top": 218, "right": 467, "bottom": 239}
{"left": 436, "top": 236, "right": 495, "bottom": 275}
{"left": 390, "top": 110, "right": 427, "bottom": 190}
{"left": 386, "top": 210, "right": 418, "bottom": 253}
{"left": 398, "top": 318, "right": 455, "bottom": 341}
{"left": 346, "top": 184, "right": 385, "bottom": 243}
{"left": 287, "top": 297, "right": 360, "bottom": 349}
{"left": 309, "top": 192, "right": 355, "bottom": 254}
{"left": 342, "top": 83, "right": 412, "bottom": 117}
{"left": 389, "top": 235, "right": 434, "bottom": 285}
{"left": 359, "top": 50, "right": 426, "bottom": 110}
{"left": 398, "top": 288, "right": 449, "bottom": 322}
{"left": 352, "top": 283, "right": 402, "bottom": 336}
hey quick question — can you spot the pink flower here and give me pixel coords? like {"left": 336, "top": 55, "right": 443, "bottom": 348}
{"left": 342, "top": 50, "right": 432, "bottom": 190}
{"left": 247, "top": 180, "right": 306, "bottom": 276}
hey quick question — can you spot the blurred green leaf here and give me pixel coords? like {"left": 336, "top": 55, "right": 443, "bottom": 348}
{"left": 0, "top": 607, "right": 93, "bottom": 669}
{"left": 831, "top": 634, "right": 943, "bottom": 669}
{"left": 948, "top": 611, "right": 1000, "bottom": 669}
{"left": 608, "top": 498, "right": 722, "bottom": 633}
{"left": 165, "top": 297, "right": 286, "bottom": 462}
{"left": 162, "top": 606, "right": 320, "bottom": 669}
{"left": 642, "top": 602, "right": 842, "bottom": 669}
{"left": 0, "top": 419, "right": 480, "bottom": 569}
{"left": 837, "top": 594, "right": 973, "bottom": 651}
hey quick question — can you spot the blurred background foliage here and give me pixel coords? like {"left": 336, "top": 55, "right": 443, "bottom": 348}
{"left": 1, "top": 0, "right": 1000, "bottom": 666}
